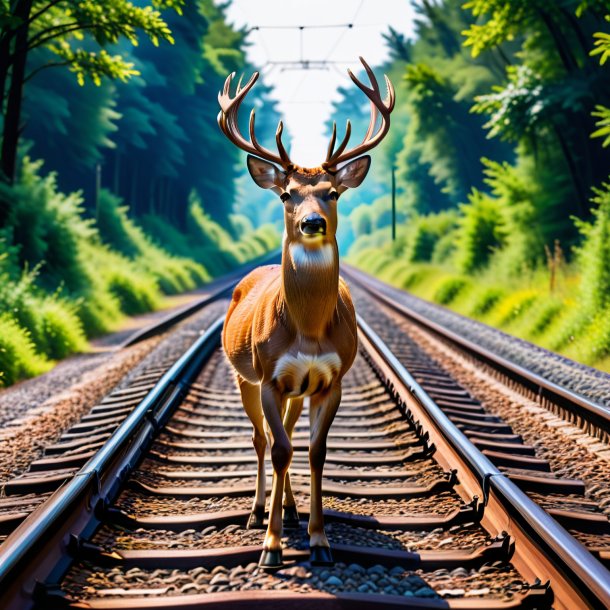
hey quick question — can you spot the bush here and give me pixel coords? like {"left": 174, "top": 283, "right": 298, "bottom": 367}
{"left": 434, "top": 277, "right": 470, "bottom": 304}
{"left": 490, "top": 290, "right": 538, "bottom": 326}
{"left": 574, "top": 182, "right": 610, "bottom": 312}
{"left": 525, "top": 299, "right": 564, "bottom": 337}
{"left": 0, "top": 160, "right": 282, "bottom": 388}
{"left": 456, "top": 189, "right": 506, "bottom": 273}
{"left": 405, "top": 212, "right": 458, "bottom": 263}
{"left": 144, "top": 195, "right": 279, "bottom": 278}
{"left": 37, "top": 298, "right": 87, "bottom": 359}
{"left": 574, "top": 308, "right": 610, "bottom": 363}
{"left": 470, "top": 287, "right": 506, "bottom": 316}
{"left": 0, "top": 315, "right": 50, "bottom": 387}
{"left": 402, "top": 268, "right": 430, "bottom": 289}
{"left": 0, "top": 158, "right": 95, "bottom": 293}
{"left": 97, "top": 190, "right": 209, "bottom": 293}
{"left": 432, "top": 229, "right": 459, "bottom": 264}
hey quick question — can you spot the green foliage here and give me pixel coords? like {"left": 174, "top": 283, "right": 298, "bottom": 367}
{"left": 470, "top": 287, "right": 506, "bottom": 315}
{"left": 591, "top": 15, "right": 610, "bottom": 64}
{"left": 0, "top": 3, "right": 283, "bottom": 388}
{"left": 524, "top": 299, "right": 564, "bottom": 337}
{"left": 488, "top": 290, "right": 539, "bottom": 325}
{"left": 104, "top": 257, "right": 160, "bottom": 315}
{"left": 143, "top": 195, "right": 281, "bottom": 279}
{"left": 0, "top": 315, "right": 51, "bottom": 387}
{"left": 591, "top": 105, "right": 610, "bottom": 147}
{"left": 574, "top": 182, "right": 610, "bottom": 312}
{"left": 456, "top": 189, "right": 505, "bottom": 272}
{"left": 471, "top": 66, "right": 545, "bottom": 143}
{"left": 0, "top": 156, "right": 279, "bottom": 386}
{"left": 0, "top": 159, "right": 90, "bottom": 292}
{"left": 36, "top": 298, "right": 88, "bottom": 359}
{"left": 434, "top": 277, "right": 471, "bottom": 304}
{"left": 0, "top": 0, "right": 180, "bottom": 86}
{"left": 96, "top": 189, "right": 209, "bottom": 293}
{"left": 405, "top": 212, "right": 458, "bottom": 263}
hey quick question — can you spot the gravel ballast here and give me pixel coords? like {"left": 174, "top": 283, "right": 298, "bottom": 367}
{"left": 0, "top": 298, "right": 228, "bottom": 488}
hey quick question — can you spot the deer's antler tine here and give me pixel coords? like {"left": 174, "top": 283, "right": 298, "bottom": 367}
{"left": 248, "top": 108, "right": 259, "bottom": 147}
{"left": 218, "top": 72, "right": 233, "bottom": 103}
{"left": 276, "top": 121, "right": 292, "bottom": 165}
{"left": 323, "top": 58, "right": 394, "bottom": 170}
{"left": 331, "top": 120, "right": 352, "bottom": 161}
{"left": 326, "top": 122, "right": 338, "bottom": 162}
{"left": 359, "top": 56, "right": 380, "bottom": 95}
{"left": 347, "top": 68, "right": 373, "bottom": 98}
{"left": 384, "top": 74, "right": 396, "bottom": 111}
{"left": 218, "top": 68, "right": 293, "bottom": 169}
{"left": 249, "top": 108, "right": 277, "bottom": 157}
{"left": 237, "top": 72, "right": 259, "bottom": 100}
{"left": 364, "top": 102, "right": 379, "bottom": 141}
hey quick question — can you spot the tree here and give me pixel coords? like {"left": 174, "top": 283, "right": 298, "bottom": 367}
{"left": 0, "top": 0, "right": 181, "bottom": 226}
{"left": 463, "top": 0, "right": 610, "bottom": 216}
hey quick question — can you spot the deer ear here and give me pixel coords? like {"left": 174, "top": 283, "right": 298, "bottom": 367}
{"left": 247, "top": 155, "right": 287, "bottom": 193}
{"left": 335, "top": 155, "right": 371, "bottom": 194}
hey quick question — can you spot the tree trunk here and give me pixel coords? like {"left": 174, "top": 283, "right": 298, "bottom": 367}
{"left": 1, "top": 0, "right": 33, "bottom": 186}
{"left": 537, "top": 8, "right": 577, "bottom": 73}
{"left": 552, "top": 124, "right": 587, "bottom": 217}
{"left": 0, "top": 34, "right": 13, "bottom": 116}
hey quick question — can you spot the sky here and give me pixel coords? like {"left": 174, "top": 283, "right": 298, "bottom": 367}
{"left": 217, "top": 0, "right": 417, "bottom": 167}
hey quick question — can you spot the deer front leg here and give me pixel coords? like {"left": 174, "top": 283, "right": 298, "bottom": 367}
{"left": 259, "top": 383, "right": 292, "bottom": 569}
{"left": 309, "top": 384, "right": 342, "bottom": 565}
{"left": 237, "top": 377, "right": 267, "bottom": 529}
{"left": 282, "top": 397, "right": 303, "bottom": 529}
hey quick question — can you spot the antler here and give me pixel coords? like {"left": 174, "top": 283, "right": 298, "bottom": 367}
{"left": 217, "top": 71, "right": 293, "bottom": 171}
{"left": 323, "top": 57, "right": 395, "bottom": 171}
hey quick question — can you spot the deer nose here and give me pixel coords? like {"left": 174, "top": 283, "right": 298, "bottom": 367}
{"left": 300, "top": 213, "right": 326, "bottom": 236}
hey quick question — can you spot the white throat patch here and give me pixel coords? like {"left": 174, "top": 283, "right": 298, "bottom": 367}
{"left": 289, "top": 243, "right": 335, "bottom": 271}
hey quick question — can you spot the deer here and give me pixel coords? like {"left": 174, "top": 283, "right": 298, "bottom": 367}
{"left": 218, "top": 57, "right": 395, "bottom": 570}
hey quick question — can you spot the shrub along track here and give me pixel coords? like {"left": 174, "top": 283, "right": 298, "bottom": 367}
{"left": 0, "top": 267, "right": 609, "bottom": 608}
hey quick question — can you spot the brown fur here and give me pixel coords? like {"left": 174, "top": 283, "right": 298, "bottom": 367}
{"left": 222, "top": 165, "right": 363, "bottom": 558}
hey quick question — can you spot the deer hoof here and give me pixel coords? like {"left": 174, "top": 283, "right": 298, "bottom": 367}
{"left": 282, "top": 505, "right": 301, "bottom": 529}
{"left": 310, "top": 545, "right": 334, "bottom": 566}
{"left": 247, "top": 507, "right": 266, "bottom": 530}
{"left": 259, "top": 548, "right": 283, "bottom": 570}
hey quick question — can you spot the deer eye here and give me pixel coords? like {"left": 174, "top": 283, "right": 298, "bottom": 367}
{"left": 280, "top": 192, "right": 291, "bottom": 202}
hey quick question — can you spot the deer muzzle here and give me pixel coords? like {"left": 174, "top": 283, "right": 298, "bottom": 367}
{"left": 300, "top": 213, "right": 327, "bottom": 237}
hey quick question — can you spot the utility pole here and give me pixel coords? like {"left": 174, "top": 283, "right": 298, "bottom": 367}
{"left": 391, "top": 164, "right": 396, "bottom": 241}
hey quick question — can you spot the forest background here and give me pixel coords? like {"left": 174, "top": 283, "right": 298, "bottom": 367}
{"left": 337, "top": 0, "right": 610, "bottom": 372}
{"left": 1, "top": 0, "right": 610, "bottom": 386}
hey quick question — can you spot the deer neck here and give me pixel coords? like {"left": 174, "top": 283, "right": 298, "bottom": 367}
{"left": 281, "top": 238, "right": 340, "bottom": 339}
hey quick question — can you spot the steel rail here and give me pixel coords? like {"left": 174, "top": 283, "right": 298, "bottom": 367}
{"left": 357, "top": 314, "right": 610, "bottom": 610}
{"left": 344, "top": 264, "right": 610, "bottom": 440}
{"left": 1, "top": 266, "right": 609, "bottom": 608}
{"left": 0, "top": 317, "right": 225, "bottom": 610}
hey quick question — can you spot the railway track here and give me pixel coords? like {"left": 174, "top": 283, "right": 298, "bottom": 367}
{"left": 0, "top": 266, "right": 609, "bottom": 609}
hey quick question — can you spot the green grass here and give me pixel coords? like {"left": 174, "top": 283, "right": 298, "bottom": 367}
{"left": 348, "top": 253, "right": 610, "bottom": 372}
{"left": 0, "top": 315, "right": 51, "bottom": 387}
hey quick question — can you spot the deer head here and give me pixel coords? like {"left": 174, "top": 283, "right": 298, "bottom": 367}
{"left": 217, "top": 57, "right": 395, "bottom": 258}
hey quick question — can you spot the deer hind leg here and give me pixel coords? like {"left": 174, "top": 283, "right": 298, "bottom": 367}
{"left": 237, "top": 376, "right": 266, "bottom": 530}
{"left": 308, "top": 384, "right": 342, "bottom": 566}
{"left": 282, "top": 397, "right": 304, "bottom": 529}
{"left": 259, "top": 383, "right": 292, "bottom": 569}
